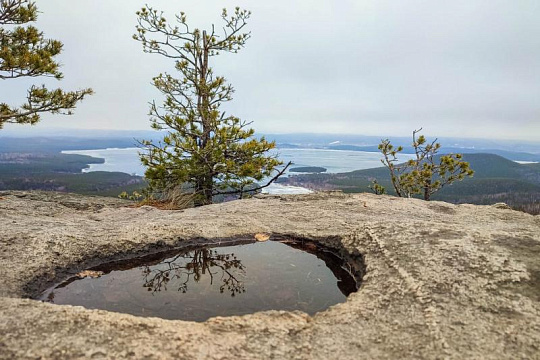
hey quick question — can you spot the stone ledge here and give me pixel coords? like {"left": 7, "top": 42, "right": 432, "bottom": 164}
{"left": 0, "top": 191, "right": 538, "bottom": 359}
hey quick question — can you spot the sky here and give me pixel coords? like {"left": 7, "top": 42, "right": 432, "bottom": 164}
{"left": 2, "top": 0, "right": 540, "bottom": 141}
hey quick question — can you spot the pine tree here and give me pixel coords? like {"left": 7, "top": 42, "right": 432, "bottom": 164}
{"left": 378, "top": 129, "right": 474, "bottom": 200}
{"left": 0, "top": 0, "right": 92, "bottom": 129}
{"left": 134, "top": 6, "right": 289, "bottom": 206}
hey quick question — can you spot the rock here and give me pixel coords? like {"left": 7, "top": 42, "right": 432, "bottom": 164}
{"left": 75, "top": 270, "right": 104, "bottom": 279}
{"left": 254, "top": 233, "right": 270, "bottom": 242}
{"left": 0, "top": 190, "right": 538, "bottom": 359}
{"left": 491, "top": 202, "right": 512, "bottom": 210}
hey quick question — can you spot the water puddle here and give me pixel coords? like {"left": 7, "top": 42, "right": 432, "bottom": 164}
{"left": 40, "top": 238, "right": 364, "bottom": 321}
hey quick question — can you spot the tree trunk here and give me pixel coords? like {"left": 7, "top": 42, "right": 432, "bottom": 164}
{"left": 194, "top": 31, "right": 214, "bottom": 206}
{"left": 202, "top": 176, "right": 213, "bottom": 204}
{"left": 424, "top": 179, "right": 431, "bottom": 201}
{"left": 194, "top": 175, "right": 213, "bottom": 206}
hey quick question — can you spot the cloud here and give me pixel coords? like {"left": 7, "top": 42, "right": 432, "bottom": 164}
{"left": 2, "top": 0, "right": 539, "bottom": 141}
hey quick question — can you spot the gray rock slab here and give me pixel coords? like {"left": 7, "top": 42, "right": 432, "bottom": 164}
{"left": 0, "top": 191, "right": 539, "bottom": 359}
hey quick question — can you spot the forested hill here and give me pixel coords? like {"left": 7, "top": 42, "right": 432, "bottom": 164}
{"left": 0, "top": 136, "right": 146, "bottom": 197}
{"left": 280, "top": 153, "right": 540, "bottom": 214}
{"left": 0, "top": 153, "right": 144, "bottom": 196}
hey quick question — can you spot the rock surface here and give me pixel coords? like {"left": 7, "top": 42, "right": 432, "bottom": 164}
{"left": 0, "top": 190, "right": 539, "bottom": 359}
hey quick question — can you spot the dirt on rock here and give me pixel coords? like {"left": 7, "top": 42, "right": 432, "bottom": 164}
{"left": 0, "top": 190, "right": 539, "bottom": 359}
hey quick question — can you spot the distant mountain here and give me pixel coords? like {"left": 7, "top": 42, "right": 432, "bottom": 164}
{"left": 265, "top": 133, "right": 540, "bottom": 154}
{"left": 0, "top": 127, "right": 158, "bottom": 139}
{"left": 2, "top": 131, "right": 539, "bottom": 157}
{"left": 0, "top": 137, "right": 144, "bottom": 153}
{"left": 327, "top": 144, "right": 540, "bottom": 162}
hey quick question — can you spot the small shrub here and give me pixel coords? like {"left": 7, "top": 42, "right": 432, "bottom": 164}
{"left": 377, "top": 129, "right": 474, "bottom": 201}
{"left": 368, "top": 180, "right": 386, "bottom": 195}
{"left": 118, "top": 191, "right": 143, "bottom": 201}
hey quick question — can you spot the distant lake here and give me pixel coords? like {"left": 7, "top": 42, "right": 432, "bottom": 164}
{"left": 62, "top": 147, "right": 412, "bottom": 194}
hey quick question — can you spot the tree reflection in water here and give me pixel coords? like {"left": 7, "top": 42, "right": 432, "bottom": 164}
{"left": 141, "top": 248, "right": 246, "bottom": 296}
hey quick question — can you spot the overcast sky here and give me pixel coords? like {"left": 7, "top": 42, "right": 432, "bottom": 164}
{"left": 2, "top": 0, "right": 540, "bottom": 141}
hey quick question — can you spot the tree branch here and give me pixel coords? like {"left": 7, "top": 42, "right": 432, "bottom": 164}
{"left": 214, "top": 161, "right": 292, "bottom": 196}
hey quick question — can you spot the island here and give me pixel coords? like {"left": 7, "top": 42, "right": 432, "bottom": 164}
{"left": 289, "top": 166, "right": 327, "bottom": 173}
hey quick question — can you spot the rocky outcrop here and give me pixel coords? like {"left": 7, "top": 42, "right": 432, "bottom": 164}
{"left": 0, "top": 191, "right": 539, "bottom": 359}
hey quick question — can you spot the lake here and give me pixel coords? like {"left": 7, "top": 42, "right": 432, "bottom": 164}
{"left": 62, "top": 147, "right": 409, "bottom": 194}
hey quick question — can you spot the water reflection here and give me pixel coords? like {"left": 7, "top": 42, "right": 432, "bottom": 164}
{"left": 142, "top": 248, "right": 246, "bottom": 296}
{"left": 41, "top": 239, "right": 364, "bottom": 321}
